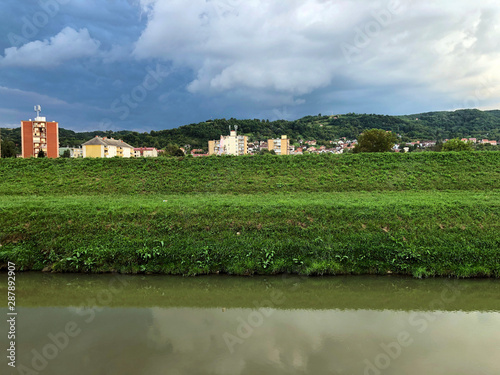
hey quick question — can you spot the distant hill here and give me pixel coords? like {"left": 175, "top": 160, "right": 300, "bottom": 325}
{"left": 2, "top": 109, "right": 499, "bottom": 153}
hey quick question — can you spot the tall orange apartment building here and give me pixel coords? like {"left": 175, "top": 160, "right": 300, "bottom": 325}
{"left": 21, "top": 106, "right": 59, "bottom": 158}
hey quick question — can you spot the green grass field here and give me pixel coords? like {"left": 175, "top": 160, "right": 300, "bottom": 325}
{"left": 0, "top": 152, "right": 499, "bottom": 277}
{"left": 0, "top": 152, "right": 498, "bottom": 195}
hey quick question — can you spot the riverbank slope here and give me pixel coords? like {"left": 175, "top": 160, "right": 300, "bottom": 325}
{"left": 1, "top": 152, "right": 499, "bottom": 277}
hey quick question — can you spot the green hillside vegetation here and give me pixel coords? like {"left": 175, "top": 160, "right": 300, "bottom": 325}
{"left": 0, "top": 152, "right": 499, "bottom": 278}
{"left": 1, "top": 109, "right": 499, "bottom": 154}
{"left": 0, "top": 152, "right": 498, "bottom": 195}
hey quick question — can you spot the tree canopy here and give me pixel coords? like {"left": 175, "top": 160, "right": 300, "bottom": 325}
{"left": 1, "top": 140, "right": 16, "bottom": 158}
{"left": 353, "top": 129, "right": 397, "bottom": 153}
{"left": 442, "top": 138, "right": 473, "bottom": 152}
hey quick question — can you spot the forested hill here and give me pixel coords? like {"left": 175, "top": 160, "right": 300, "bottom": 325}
{"left": 1, "top": 109, "right": 499, "bottom": 151}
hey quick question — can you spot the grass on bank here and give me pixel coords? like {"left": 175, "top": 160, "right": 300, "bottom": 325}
{"left": 1, "top": 191, "right": 498, "bottom": 278}
{"left": 0, "top": 152, "right": 498, "bottom": 195}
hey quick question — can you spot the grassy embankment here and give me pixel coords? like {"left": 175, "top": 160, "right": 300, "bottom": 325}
{"left": 0, "top": 152, "right": 499, "bottom": 277}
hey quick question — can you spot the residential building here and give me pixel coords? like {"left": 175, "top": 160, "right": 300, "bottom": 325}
{"left": 480, "top": 139, "right": 497, "bottom": 145}
{"left": 82, "top": 136, "right": 134, "bottom": 158}
{"left": 208, "top": 127, "right": 248, "bottom": 155}
{"left": 21, "top": 107, "right": 59, "bottom": 158}
{"left": 190, "top": 149, "right": 209, "bottom": 157}
{"left": 59, "top": 147, "right": 83, "bottom": 158}
{"left": 267, "top": 135, "right": 290, "bottom": 155}
{"left": 134, "top": 147, "right": 158, "bottom": 157}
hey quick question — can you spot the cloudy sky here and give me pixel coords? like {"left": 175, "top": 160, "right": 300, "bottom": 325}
{"left": 1, "top": 0, "right": 500, "bottom": 132}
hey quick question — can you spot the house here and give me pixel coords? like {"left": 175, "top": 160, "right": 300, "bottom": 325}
{"left": 82, "top": 136, "right": 134, "bottom": 158}
{"left": 134, "top": 147, "right": 158, "bottom": 157}
{"left": 190, "top": 149, "right": 209, "bottom": 157}
{"left": 59, "top": 147, "right": 83, "bottom": 158}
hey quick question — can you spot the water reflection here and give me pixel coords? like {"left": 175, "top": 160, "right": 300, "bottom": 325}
{"left": 4, "top": 307, "right": 499, "bottom": 375}
{"left": 0, "top": 274, "right": 499, "bottom": 374}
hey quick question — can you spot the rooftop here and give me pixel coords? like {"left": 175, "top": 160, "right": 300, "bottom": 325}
{"left": 82, "top": 136, "right": 134, "bottom": 148}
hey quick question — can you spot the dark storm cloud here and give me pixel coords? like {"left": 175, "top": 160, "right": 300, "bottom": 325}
{"left": 1, "top": 0, "right": 500, "bottom": 131}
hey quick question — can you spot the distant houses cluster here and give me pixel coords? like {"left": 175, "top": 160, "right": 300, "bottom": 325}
{"left": 207, "top": 127, "right": 291, "bottom": 156}
{"left": 11, "top": 106, "right": 500, "bottom": 159}
{"left": 460, "top": 138, "right": 497, "bottom": 146}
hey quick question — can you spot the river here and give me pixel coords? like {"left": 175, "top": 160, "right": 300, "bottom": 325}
{"left": 1, "top": 273, "right": 499, "bottom": 374}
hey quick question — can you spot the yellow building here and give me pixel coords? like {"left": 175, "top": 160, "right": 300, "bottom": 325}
{"left": 208, "top": 128, "right": 248, "bottom": 156}
{"left": 82, "top": 136, "right": 134, "bottom": 158}
{"left": 268, "top": 135, "right": 290, "bottom": 155}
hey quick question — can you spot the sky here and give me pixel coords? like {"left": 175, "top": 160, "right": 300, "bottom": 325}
{"left": 1, "top": 0, "right": 500, "bottom": 132}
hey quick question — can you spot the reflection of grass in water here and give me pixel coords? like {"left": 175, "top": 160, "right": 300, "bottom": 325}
{"left": 5, "top": 273, "right": 500, "bottom": 311}
{"left": 1, "top": 190, "right": 498, "bottom": 278}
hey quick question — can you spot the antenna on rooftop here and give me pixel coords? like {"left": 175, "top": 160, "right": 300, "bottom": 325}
{"left": 34, "top": 105, "right": 41, "bottom": 118}
{"left": 235, "top": 125, "right": 238, "bottom": 133}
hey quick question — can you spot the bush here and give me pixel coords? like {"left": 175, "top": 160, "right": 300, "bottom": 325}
{"left": 442, "top": 138, "right": 473, "bottom": 152}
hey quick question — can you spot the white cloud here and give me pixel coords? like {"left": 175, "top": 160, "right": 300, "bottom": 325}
{"left": 133, "top": 0, "right": 500, "bottom": 109}
{"left": 133, "top": 0, "right": 350, "bottom": 97}
{"left": 0, "top": 27, "right": 101, "bottom": 68}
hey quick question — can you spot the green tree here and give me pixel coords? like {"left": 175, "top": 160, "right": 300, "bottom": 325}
{"left": 162, "top": 143, "right": 181, "bottom": 157}
{"left": 442, "top": 138, "right": 473, "bottom": 152}
{"left": 353, "top": 129, "right": 397, "bottom": 153}
{"left": 431, "top": 141, "right": 443, "bottom": 152}
{"left": 173, "top": 148, "right": 185, "bottom": 157}
{"left": 37, "top": 150, "right": 46, "bottom": 158}
{"left": 62, "top": 149, "right": 71, "bottom": 158}
{"left": 1, "top": 140, "right": 16, "bottom": 158}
